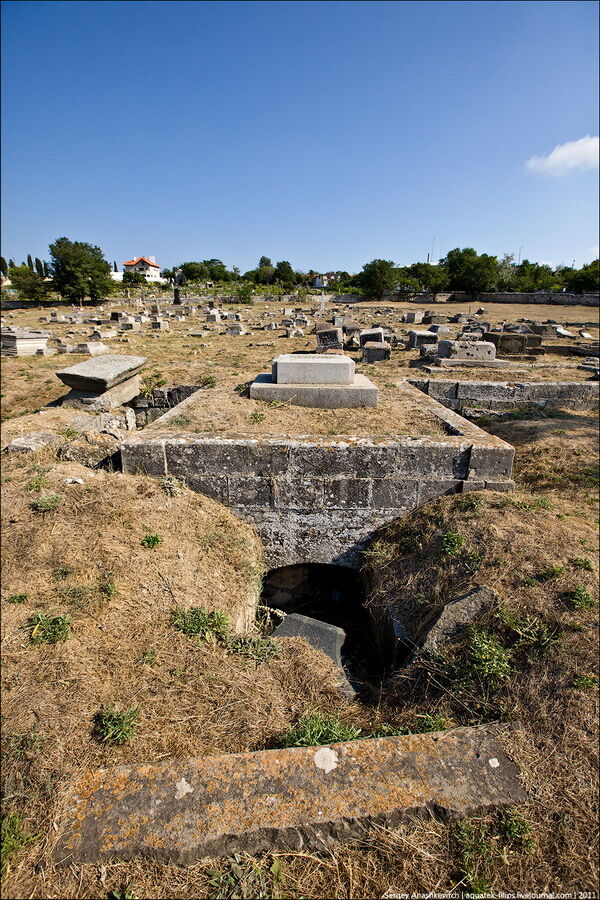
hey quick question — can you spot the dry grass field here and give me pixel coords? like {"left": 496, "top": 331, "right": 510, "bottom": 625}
{"left": 1, "top": 296, "right": 598, "bottom": 898}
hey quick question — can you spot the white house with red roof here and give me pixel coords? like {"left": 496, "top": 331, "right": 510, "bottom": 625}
{"left": 122, "top": 255, "right": 164, "bottom": 282}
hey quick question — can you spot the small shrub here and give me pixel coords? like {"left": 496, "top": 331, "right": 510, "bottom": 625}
{"left": 455, "top": 821, "right": 494, "bottom": 894}
{"left": 500, "top": 810, "right": 535, "bottom": 852}
{"left": 26, "top": 475, "right": 47, "bottom": 492}
{"left": 172, "top": 607, "right": 231, "bottom": 642}
{"left": 30, "top": 493, "right": 61, "bottom": 513}
{"left": 6, "top": 593, "right": 27, "bottom": 604}
{"left": 141, "top": 371, "right": 166, "bottom": 396}
{"left": 537, "top": 565, "right": 565, "bottom": 581}
{"left": 249, "top": 410, "right": 265, "bottom": 424}
{"left": 572, "top": 674, "right": 598, "bottom": 690}
{"left": 27, "top": 612, "right": 72, "bottom": 644}
{"left": 199, "top": 375, "right": 217, "bottom": 388}
{"left": 497, "top": 607, "right": 561, "bottom": 655}
{"left": 141, "top": 532, "right": 162, "bottom": 549}
{"left": 441, "top": 531, "right": 464, "bottom": 555}
{"left": 59, "top": 426, "right": 78, "bottom": 439}
{"left": 466, "top": 626, "right": 513, "bottom": 686}
{"left": 564, "top": 585, "right": 596, "bottom": 610}
{"left": 1, "top": 813, "right": 38, "bottom": 876}
{"left": 571, "top": 557, "right": 593, "bottom": 571}
{"left": 280, "top": 712, "right": 362, "bottom": 747}
{"left": 92, "top": 706, "right": 139, "bottom": 745}
{"left": 169, "top": 414, "right": 191, "bottom": 427}
{"left": 160, "top": 475, "right": 183, "bottom": 496}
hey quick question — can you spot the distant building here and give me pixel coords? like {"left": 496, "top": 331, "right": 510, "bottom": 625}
{"left": 307, "top": 273, "right": 337, "bottom": 288}
{"left": 122, "top": 256, "right": 164, "bottom": 283}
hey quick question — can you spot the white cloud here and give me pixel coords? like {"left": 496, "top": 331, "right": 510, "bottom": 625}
{"left": 526, "top": 135, "right": 599, "bottom": 176}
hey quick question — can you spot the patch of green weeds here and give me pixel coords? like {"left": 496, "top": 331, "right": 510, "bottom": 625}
{"left": 6, "top": 593, "right": 27, "bottom": 604}
{"left": 249, "top": 410, "right": 265, "bottom": 424}
{"left": 454, "top": 820, "right": 495, "bottom": 893}
{"left": 1, "top": 813, "right": 39, "bottom": 876}
{"left": 500, "top": 809, "right": 535, "bottom": 852}
{"left": 572, "top": 674, "right": 598, "bottom": 690}
{"left": 463, "top": 550, "right": 484, "bottom": 574}
{"left": 108, "top": 885, "right": 137, "bottom": 900}
{"left": 441, "top": 531, "right": 464, "bottom": 555}
{"left": 226, "top": 635, "right": 282, "bottom": 662}
{"left": 456, "top": 494, "right": 484, "bottom": 512}
{"left": 59, "top": 426, "right": 78, "bottom": 439}
{"left": 464, "top": 626, "right": 513, "bottom": 686}
{"left": 27, "top": 612, "right": 72, "bottom": 644}
{"left": 92, "top": 706, "right": 139, "bottom": 745}
{"left": 172, "top": 607, "right": 231, "bottom": 642}
{"left": 206, "top": 854, "right": 283, "bottom": 900}
{"left": 52, "top": 564, "right": 76, "bottom": 581}
{"left": 141, "top": 371, "right": 166, "bottom": 396}
{"left": 26, "top": 474, "right": 47, "bottom": 492}
{"left": 139, "top": 649, "right": 157, "bottom": 666}
{"left": 234, "top": 381, "right": 251, "bottom": 396}
{"left": 199, "top": 375, "right": 217, "bottom": 388}
{"left": 523, "top": 565, "right": 564, "bottom": 586}
{"left": 169, "top": 414, "right": 191, "bottom": 427}
{"left": 570, "top": 557, "right": 593, "bottom": 571}
{"left": 497, "top": 607, "right": 561, "bottom": 656}
{"left": 280, "top": 712, "right": 362, "bottom": 747}
{"left": 30, "top": 492, "right": 61, "bottom": 513}
{"left": 141, "top": 532, "right": 162, "bottom": 549}
{"left": 563, "top": 585, "right": 596, "bottom": 610}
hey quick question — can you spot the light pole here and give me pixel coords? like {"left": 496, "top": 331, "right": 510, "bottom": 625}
{"left": 517, "top": 246, "right": 524, "bottom": 265}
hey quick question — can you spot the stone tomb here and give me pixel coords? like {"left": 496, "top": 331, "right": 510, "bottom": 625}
{"left": 56, "top": 354, "right": 146, "bottom": 410}
{"left": 362, "top": 341, "right": 391, "bottom": 362}
{"left": 408, "top": 330, "right": 438, "bottom": 350}
{"left": 1, "top": 329, "right": 53, "bottom": 357}
{"left": 249, "top": 353, "right": 378, "bottom": 408}
{"left": 433, "top": 340, "right": 511, "bottom": 369}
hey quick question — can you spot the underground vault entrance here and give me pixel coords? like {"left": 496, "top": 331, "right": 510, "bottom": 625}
{"left": 260, "top": 564, "right": 385, "bottom": 691}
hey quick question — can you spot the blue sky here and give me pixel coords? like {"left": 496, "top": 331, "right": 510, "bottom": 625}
{"left": 1, "top": 0, "right": 598, "bottom": 273}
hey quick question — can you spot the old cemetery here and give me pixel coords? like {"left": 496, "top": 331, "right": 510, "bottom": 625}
{"left": 1, "top": 290, "right": 599, "bottom": 898}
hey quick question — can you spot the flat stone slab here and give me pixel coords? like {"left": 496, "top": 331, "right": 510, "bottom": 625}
{"left": 56, "top": 355, "right": 146, "bottom": 392}
{"left": 272, "top": 353, "right": 354, "bottom": 385}
{"left": 60, "top": 375, "right": 141, "bottom": 411}
{"left": 249, "top": 373, "right": 378, "bottom": 408}
{"left": 421, "top": 586, "right": 497, "bottom": 653}
{"left": 54, "top": 726, "right": 525, "bottom": 865}
{"left": 274, "top": 613, "right": 355, "bottom": 698}
{"left": 431, "top": 358, "right": 511, "bottom": 369}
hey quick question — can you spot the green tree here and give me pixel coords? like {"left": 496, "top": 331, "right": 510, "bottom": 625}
{"left": 113, "top": 260, "right": 118, "bottom": 272}
{"left": 564, "top": 259, "right": 600, "bottom": 293}
{"left": 274, "top": 260, "right": 295, "bottom": 287}
{"left": 9, "top": 265, "right": 48, "bottom": 301}
{"left": 48, "top": 236, "right": 113, "bottom": 303}
{"left": 258, "top": 256, "right": 272, "bottom": 268}
{"left": 512, "top": 259, "right": 555, "bottom": 292}
{"left": 27, "top": 254, "right": 34, "bottom": 271}
{"left": 441, "top": 247, "right": 499, "bottom": 295}
{"left": 355, "top": 259, "right": 400, "bottom": 299}
{"left": 8, "top": 259, "right": 16, "bottom": 268}
{"left": 233, "top": 282, "right": 254, "bottom": 304}
{"left": 43, "top": 261, "right": 50, "bottom": 277}
{"left": 34, "top": 257, "right": 44, "bottom": 277}
{"left": 179, "top": 261, "right": 208, "bottom": 282}
{"left": 0, "top": 257, "right": 7, "bottom": 276}
{"left": 405, "top": 262, "right": 449, "bottom": 296}
{"left": 496, "top": 253, "right": 516, "bottom": 290}
{"left": 255, "top": 264, "right": 275, "bottom": 284}
{"left": 122, "top": 271, "right": 146, "bottom": 286}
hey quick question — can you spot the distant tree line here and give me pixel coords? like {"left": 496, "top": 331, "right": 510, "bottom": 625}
{"left": 1, "top": 242, "right": 598, "bottom": 302}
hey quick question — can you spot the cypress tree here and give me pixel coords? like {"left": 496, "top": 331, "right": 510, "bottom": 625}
{"left": 9, "top": 259, "right": 15, "bottom": 268}
{"left": 0, "top": 257, "right": 7, "bottom": 276}
{"left": 35, "top": 257, "right": 44, "bottom": 276}
{"left": 113, "top": 260, "right": 118, "bottom": 272}
{"left": 27, "top": 254, "right": 34, "bottom": 270}
{"left": 43, "top": 261, "right": 50, "bottom": 277}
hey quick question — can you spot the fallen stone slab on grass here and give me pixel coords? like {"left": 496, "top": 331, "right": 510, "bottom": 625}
{"left": 420, "top": 586, "right": 497, "bottom": 654}
{"left": 274, "top": 613, "right": 356, "bottom": 698}
{"left": 54, "top": 725, "right": 525, "bottom": 865}
{"left": 56, "top": 354, "right": 146, "bottom": 392}
{"left": 3, "top": 431, "right": 62, "bottom": 454}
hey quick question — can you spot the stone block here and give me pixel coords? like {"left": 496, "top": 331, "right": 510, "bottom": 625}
{"left": 371, "top": 479, "right": 418, "bottom": 509}
{"left": 456, "top": 382, "right": 514, "bottom": 401}
{"left": 185, "top": 475, "right": 229, "bottom": 504}
{"left": 249, "top": 374, "right": 379, "bottom": 409}
{"left": 228, "top": 475, "right": 272, "bottom": 506}
{"left": 404, "top": 310, "right": 424, "bottom": 323}
{"left": 316, "top": 326, "right": 343, "bottom": 349}
{"left": 421, "top": 587, "right": 497, "bottom": 653}
{"left": 438, "top": 340, "right": 496, "bottom": 361}
{"left": 417, "top": 479, "right": 462, "bottom": 504}
{"left": 427, "top": 380, "right": 459, "bottom": 400}
{"left": 3, "top": 431, "right": 62, "bottom": 454}
{"left": 56, "top": 354, "right": 146, "bottom": 392}
{"left": 323, "top": 478, "right": 371, "bottom": 508}
{"left": 272, "top": 354, "right": 354, "bottom": 385}
{"left": 359, "top": 327, "right": 386, "bottom": 346}
{"left": 121, "top": 439, "right": 166, "bottom": 476}
{"left": 469, "top": 445, "right": 515, "bottom": 479}
{"left": 54, "top": 726, "right": 526, "bottom": 864}
{"left": 60, "top": 375, "right": 142, "bottom": 411}
{"left": 273, "top": 476, "right": 324, "bottom": 509}
{"left": 408, "top": 330, "right": 437, "bottom": 349}
{"left": 165, "top": 439, "right": 289, "bottom": 477}
{"left": 362, "top": 341, "right": 391, "bottom": 362}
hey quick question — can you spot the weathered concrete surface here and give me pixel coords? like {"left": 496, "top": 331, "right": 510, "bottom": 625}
{"left": 56, "top": 354, "right": 146, "bottom": 392}
{"left": 272, "top": 353, "right": 354, "bottom": 385}
{"left": 60, "top": 374, "right": 141, "bottom": 411}
{"left": 409, "top": 379, "right": 599, "bottom": 413}
{"left": 249, "top": 373, "right": 379, "bottom": 408}
{"left": 121, "top": 383, "right": 515, "bottom": 569}
{"left": 54, "top": 726, "right": 525, "bottom": 865}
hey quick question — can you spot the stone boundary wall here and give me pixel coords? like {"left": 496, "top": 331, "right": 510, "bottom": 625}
{"left": 408, "top": 379, "right": 599, "bottom": 413}
{"left": 121, "top": 384, "right": 515, "bottom": 570}
{"left": 127, "top": 385, "right": 199, "bottom": 427}
{"left": 330, "top": 291, "right": 599, "bottom": 306}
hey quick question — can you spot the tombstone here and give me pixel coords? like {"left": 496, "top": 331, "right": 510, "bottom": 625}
{"left": 250, "top": 353, "right": 378, "bottom": 408}
{"left": 151, "top": 320, "right": 170, "bottom": 331}
{"left": 359, "top": 327, "right": 386, "bottom": 347}
{"left": 1, "top": 329, "right": 52, "bottom": 357}
{"left": 226, "top": 323, "right": 247, "bottom": 336}
{"left": 362, "top": 341, "right": 392, "bottom": 362}
{"left": 316, "top": 326, "right": 344, "bottom": 350}
{"left": 205, "top": 311, "right": 221, "bottom": 323}
{"left": 73, "top": 342, "right": 110, "bottom": 356}
{"left": 173, "top": 288, "right": 181, "bottom": 304}
{"left": 285, "top": 327, "right": 304, "bottom": 338}
{"left": 56, "top": 354, "right": 147, "bottom": 410}
{"left": 333, "top": 315, "right": 345, "bottom": 327}
{"left": 484, "top": 332, "right": 542, "bottom": 355}
{"left": 432, "top": 340, "right": 510, "bottom": 369}
{"left": 408, "top": 330, "right": 438, "bottom": 349}
{"left": 404, "top": 310, "right": 424, "bottom": 324}
{"left": 263, "top": 322, "right": 279, "bottom": 331}
{"left": 429, "top": 324, "right": 450, "bottom": 335}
